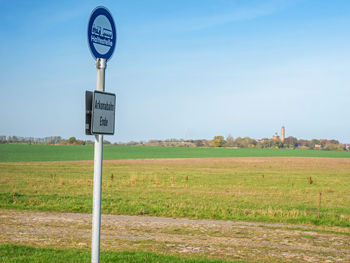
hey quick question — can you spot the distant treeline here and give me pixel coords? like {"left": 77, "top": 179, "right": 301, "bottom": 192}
{"left": 0, "top": 136, "right": 63, "bottom": 144}
{"left": 1, "top": 135, "right": 348, "bottom": 151}
{"left": 0, "top": 136, "right": 89, "bottom": 145}
{"left": 117, "top": 136, "right": 349, "bottom": 151}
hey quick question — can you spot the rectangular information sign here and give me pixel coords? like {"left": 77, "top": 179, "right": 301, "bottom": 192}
{"left": 91, "top": 91, "right": 116, "bottom": 135}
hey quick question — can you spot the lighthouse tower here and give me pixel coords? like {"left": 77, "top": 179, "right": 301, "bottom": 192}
{"left": 281, "top": 126, "right": 285, "bottom": 142}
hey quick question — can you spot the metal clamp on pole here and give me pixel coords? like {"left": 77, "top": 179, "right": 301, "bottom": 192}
{"left": 96, "top": 58, "right": 107, "bottom": 92}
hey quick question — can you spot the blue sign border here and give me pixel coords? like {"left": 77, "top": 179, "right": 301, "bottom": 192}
{"left": 88, "top": 6, "right": 117, "bottom": 61}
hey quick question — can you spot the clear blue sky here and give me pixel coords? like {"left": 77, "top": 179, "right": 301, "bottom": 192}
{"left": 1, "top": 0, "right": 349, "bottom": 143}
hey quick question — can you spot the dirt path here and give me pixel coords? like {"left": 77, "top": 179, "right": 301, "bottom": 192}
{"left": 1, "top": 209, "right": 349, "bottom": 263}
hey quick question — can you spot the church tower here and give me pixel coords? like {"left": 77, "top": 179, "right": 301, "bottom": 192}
{"left": 281, "top": 126, "right": 285, "bottom": 142}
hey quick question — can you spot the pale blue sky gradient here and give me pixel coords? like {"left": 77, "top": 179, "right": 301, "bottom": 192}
{"left": 0, "top": 0, "right": 349, "bottom": 143}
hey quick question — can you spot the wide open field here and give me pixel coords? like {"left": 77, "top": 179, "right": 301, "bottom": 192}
{"left": 1, "top": 157, "right": 349, "bottom": 227}
{"left": 1, "top": 144, "right": 350, "bottom": 162}
{"left": 1, "top": 145, "right": 350, "bottom": 262}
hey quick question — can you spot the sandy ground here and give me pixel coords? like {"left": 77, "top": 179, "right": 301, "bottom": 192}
{"left": 1, "top": 209, "right": 349, "bottom": 263}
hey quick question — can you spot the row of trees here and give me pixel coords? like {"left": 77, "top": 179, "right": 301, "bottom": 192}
{"left": 0, "top": 135, "right": 112, "bottom": 146}
{"left": 58, "top": 137, "right": 114, "bottom": 145}
{"left": 1, "top": 135, "right": 348, "bottom": 151}
{"left": 58, "top": 137, "right": 85, "bottom": 145}
{"left": 211, "top": 136, "right": 347, "bottom": 151}
{"left": 0, "top": 136, "right": 62, "bottom": 144}
{"left": 116, "top": 136, "right": 348, "bottom": 151}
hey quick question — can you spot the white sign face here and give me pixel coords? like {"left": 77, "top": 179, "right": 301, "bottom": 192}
{"left": 92, "top": 91, "right": 116, "bottom": 135}
{"left": 88, "top": 6, "right": 116, "bottom": 61}
{"left": 92, "top": 15, "right": 113, "bottom": 55}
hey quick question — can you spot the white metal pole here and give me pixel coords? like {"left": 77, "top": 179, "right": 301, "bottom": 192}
{"left": 91, "top": 58, "right": 106, "bottom": 263}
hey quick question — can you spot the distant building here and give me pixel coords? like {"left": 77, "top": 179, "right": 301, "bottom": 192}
{"left": 272, "top": 126, "right": 285, "bottom": 142}
{"left": 272, "top": 135, "right": 280, "bottom": 140}
{"left": 281, "top": 126, "right": 285, "bottom": 142}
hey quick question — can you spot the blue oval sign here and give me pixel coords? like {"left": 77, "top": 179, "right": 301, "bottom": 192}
{"left": 88, "top": 6, "right": 116, "bottom": 61}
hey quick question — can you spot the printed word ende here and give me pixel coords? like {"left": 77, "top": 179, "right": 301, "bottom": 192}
{"left": 100, "top": 116, "right": 108, "bottom": 126}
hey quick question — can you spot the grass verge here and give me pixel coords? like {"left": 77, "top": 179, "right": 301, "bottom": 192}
{"left": 0, "top": 244, "right": 243, "bottom": 263}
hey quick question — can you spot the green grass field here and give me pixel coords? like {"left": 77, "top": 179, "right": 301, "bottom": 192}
{"left": 1, "top": 144, "right": 350, "bottom": 262}
{"left": 1, "top": 157, "right": 349, "bottom": 227}
{"left": 0, "top": 144, "right": 350, "bottom": 162}
{"left": 0, "top": 244, "right": 241, "bottom": 263}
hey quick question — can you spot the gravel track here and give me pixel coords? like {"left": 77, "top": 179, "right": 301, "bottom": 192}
{"left": 1, "top": 209, "right": 349, "bottom": 262}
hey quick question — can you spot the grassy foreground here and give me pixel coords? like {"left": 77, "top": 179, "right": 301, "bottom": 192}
{"left": 0, "top": 244, "right": 241, "bottom": 263}
{"left": 1, "top": 158, "right": 349, "bottom": 227}
{"left": 1, "top": 144, "right": 350, "bottom": 162}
